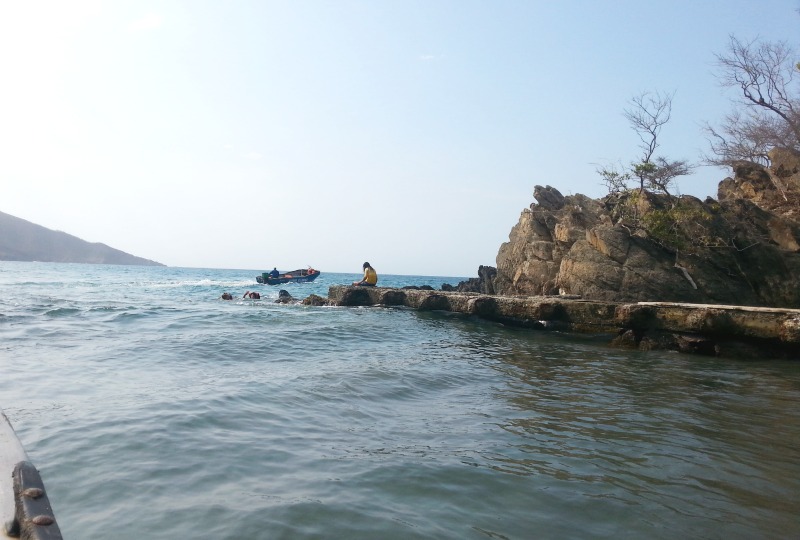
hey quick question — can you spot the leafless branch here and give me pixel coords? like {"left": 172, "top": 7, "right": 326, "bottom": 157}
{"left": 624, "top": 90, "right": 675, "bottom": 165}
{"left": 707, "top": 35, "right": 800, "bottom": 165}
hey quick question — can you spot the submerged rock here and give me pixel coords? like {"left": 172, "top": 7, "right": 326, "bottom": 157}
{"left": 275, "top": 290, "right": 295, "bottom": 304}
{"left": 302, "top": 294, "right": 331, "bottom": 306}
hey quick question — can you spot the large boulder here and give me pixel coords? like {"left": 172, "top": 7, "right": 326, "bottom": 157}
{"left": 491, "top": 154, "right": 800, "bottom": 307}
{"left": 720, "top": 148, "right": 800, "bottom": 220}
{"left": 494, "top": 185, "right": 606, "bottom": 295}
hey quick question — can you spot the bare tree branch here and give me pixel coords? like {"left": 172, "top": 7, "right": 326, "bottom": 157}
{"left": 706, "top": 35, "right": 800, "bottom": 166}
{"left": 599, "top": 90, "right": 692, "bottom": 199}
{"left": 624, "top": 90, "right": 675, "bottom": 168}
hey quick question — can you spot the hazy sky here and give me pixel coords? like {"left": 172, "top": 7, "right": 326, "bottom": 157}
{"left": 1, "top": 1, "right": 797, "bottom": 276}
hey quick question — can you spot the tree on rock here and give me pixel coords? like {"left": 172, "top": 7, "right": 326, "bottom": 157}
{"left": 598, "top": 90, "right": 692, "bottom": 198}
{"left": 704, "top": 35, "right": 800, "bottom": 166}
{"left": 598, "top": 91, "right": 706, "bottom": 254}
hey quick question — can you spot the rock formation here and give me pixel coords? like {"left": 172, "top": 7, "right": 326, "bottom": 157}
{"left": 442, "top": 265, "right": 497, "bottom": 294}
{"left": 275, "top": 290, "right": 295, "bottom": 304}
{"left": 302, "top": 294, "right": 332, "bottom": 306}
{"left": 492, "top": 149, "right": 800, "bottom": 308}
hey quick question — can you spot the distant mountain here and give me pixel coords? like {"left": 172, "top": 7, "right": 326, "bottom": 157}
{"left": 0, "top": 210, "right": 165, "bottom": 266}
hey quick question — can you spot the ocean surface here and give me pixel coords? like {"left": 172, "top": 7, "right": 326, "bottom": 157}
{"left": 1, "top": 261, "right": 799, "bottom": 539}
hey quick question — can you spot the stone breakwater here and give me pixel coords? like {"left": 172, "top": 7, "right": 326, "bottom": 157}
{"left": 326, "top": 286, "right": 800, "bottom": 360}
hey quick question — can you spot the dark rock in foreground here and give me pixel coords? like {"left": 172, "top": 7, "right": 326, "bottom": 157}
{"left": 328, "top": 285, "right": 800, "bottom": 360}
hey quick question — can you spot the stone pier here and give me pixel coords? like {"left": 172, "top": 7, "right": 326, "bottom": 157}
{"left": 326, "top": 286, "right": 800, "bottom": 360}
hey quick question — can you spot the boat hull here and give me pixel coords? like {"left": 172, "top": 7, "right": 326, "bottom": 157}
{"left": 1, "top": 409, "right": 63, "bottom": 538}
{"left": 256, "top": 270, "right": 321, "bottom": 285}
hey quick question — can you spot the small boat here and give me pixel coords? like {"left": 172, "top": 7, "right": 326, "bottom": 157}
{"left": 256, "top": 268, "right": 321, "bottom": 285}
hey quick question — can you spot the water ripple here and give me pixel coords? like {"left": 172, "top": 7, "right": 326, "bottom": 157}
{"left": 1, "top": 263, "right": 799, "bottom": 539}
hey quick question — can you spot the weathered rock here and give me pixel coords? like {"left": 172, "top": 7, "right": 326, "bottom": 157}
{"left": 491, "top": 151, "right": 800, "bottom": 308}
{"left": 780, "top": 317, "right": 800, "bottom": 342}
{"left": 557, "top": 232, "right": 707, "bottom": 303}
{"left": 275, "top": 290, "right": 295, "bottom": 304}
{"left": 722, "top": 149, "right": 800, "bottom": 220}
{"left": 533, "top": 185, "right": 566, "bottom": 210}
{"left": 302, "top": 294, "right": 331, "bottom": 306}
{"left": 585, "top": 225, "right": 630, "bottom": 264}
{"left": 495, "top": 191, "right": 607, "bottom": 296}
{"left": 442, "top": 265, "right": 497, "bottom": 294}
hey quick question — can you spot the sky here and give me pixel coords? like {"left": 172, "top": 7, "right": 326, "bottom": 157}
{"left": 1, "top": 1, "right": 798, "bottom": 277}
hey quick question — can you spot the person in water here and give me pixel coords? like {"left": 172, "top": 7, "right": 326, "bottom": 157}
{"left": 353, "top": 262, "right": 378, "bottom": 286}
{"left": 243, "top": 291, "right": 261, "bottom": 299}
{"left": 221, "top": 292, "right": 233, "bottom": 300}
{"left": 269, "top": 267, "right": 280, "bottom": 278}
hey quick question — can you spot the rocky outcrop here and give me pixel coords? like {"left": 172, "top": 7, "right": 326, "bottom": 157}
{"left": 492, "top": 149, "right": 800, "bottom": 308}
{"left": 721, "top": 148, "right": 800, "bottom": 221}
{"left": 442, "top": 265, "right": 497, "bottom": 294}
{"left": 494, "top": 188, "right": 607, "bottom": 296}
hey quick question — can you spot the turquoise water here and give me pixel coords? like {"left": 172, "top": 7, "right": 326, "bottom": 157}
{"left": 1, "top": 261, "right": 799, "bottom": 539}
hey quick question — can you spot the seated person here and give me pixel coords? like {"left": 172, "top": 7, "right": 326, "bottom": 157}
{"left": 269, "top": 267, "right": 280, "bottom": 278}
{"left": 353, "top": 262, "right": 378, "bottom": 287}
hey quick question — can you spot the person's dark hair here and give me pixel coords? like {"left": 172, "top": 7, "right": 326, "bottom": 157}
{"left": 363, "top": 262, "right": 370, "bottom": 269}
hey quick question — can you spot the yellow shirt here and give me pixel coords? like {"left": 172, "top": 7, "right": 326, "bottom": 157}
{"left": 363, "top": 266, "right": 377, "bottom": 285}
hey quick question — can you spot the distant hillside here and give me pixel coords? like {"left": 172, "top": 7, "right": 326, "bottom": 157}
{"left": 0, "top": 210, "right": 165, "bottom": 266}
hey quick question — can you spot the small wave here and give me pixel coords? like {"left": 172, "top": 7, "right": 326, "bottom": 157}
{"left": 110, "top": 311, "right": 150, "bottom": 323}
{"left": 44, "top": 307, "right": 81, "bottom": 317}
{"left": 87, "top": 305, "right": 139, "bottom": 314}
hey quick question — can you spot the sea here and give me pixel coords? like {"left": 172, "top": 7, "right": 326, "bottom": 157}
{"left": 1, "top": 261, "right": 799, "bottom": 539}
